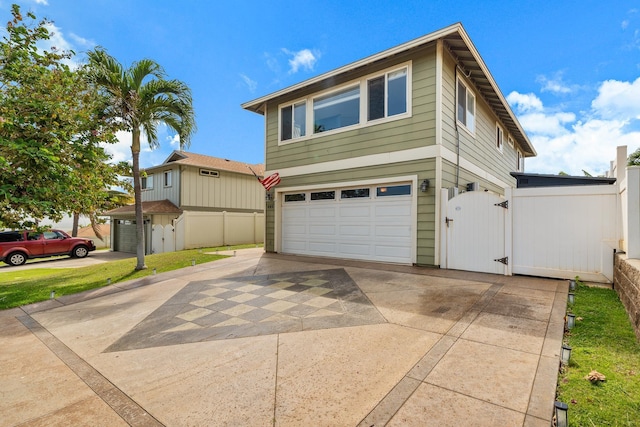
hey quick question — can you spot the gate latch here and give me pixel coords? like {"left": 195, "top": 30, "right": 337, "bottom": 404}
{"left": 445, "top": 217, "right": 454, "bottom": 227}
{"left": 494, "top": 257, "right": 508, "bottom": 265}
{"left": 494, "top": 200, "right": 508, "bottom": 209}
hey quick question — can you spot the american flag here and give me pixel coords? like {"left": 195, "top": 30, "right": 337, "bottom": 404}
{"left": 260, "top": 172, "right": 281, "bottom": 191}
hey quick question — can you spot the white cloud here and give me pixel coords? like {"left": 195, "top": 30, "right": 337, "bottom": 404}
{"left": 102, "top": 131, "right": 132, "bottom": 165}
{"left": 282, "top": 48, "right": 319, "bottom": 74}
{"left": 506, "top": 91, "right": 544, "bottom": 113}
{"left": 69, "top": 33, "right": 94, "bottom": 49}
{"left": 622, "top": 19, "right": 630, "bottom": 30}
{"left": 591, "top": 77, "right": 640, "bottom": 120}
{"left": 536, "top": 73, "right": 572, "bottom": 94}
{"left": 35, "top": 0, "right": 49, "bottom": 4}
{"left": 239, "top": 73, "right": 257, "bottom": 92}
{"left": 39, "top": 22, "right": 81, "bottom": 68}
{"left": 512, "top": 78, "right": 640, "bottom": 176}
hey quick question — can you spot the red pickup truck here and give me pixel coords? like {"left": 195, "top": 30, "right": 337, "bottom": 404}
{"left": 0, "top": 229, "right": 96, "bottom": 266}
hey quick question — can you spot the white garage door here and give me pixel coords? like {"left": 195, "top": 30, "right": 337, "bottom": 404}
{"left": 281, "top": 183, "right": 413, "bottom": 263}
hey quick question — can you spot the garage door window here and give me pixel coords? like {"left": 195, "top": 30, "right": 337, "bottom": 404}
{"left": 311, "top": 191, "right": 335, "bottom": 200}
{"left": 341, "top": 188, "right": 370, "bottom": 199}
{"left": 377, "top": 184, "right": 411, "bottom": 197}
{"left": 285, "top": 193, "right": 306, "bottom": 202}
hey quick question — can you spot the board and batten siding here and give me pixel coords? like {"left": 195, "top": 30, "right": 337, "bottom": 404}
{"left": 440, "top": 50, "right": 517, "bottom": 191}
{"left": 180, "top": 167, "right": 264, "bottom": 212}
{"left": 271, "top": 158, "right": 438, "bottom": 266}
{"left": 141, "top": 167, "right": 180, "bottom": 206}
{"left": 263, "top": 45, "right": 438, "bottom": 172}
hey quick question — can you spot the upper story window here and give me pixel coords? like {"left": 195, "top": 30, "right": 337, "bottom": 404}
{"left": 281, "top": 101, "right": 306, "bottom": 141}
{"left": 313, "top": 85, "right": 360, "bottom": 133}
{"left": 517, "top": 150, "right": 524, "bottom": 171}
{"left": 367, "top": 68, "right": 408, "bottom": 121}
{"left": 457, "top": 78, "right": 475, "bottom": 133}
{"left": 278, "top": 62, "right": 411, "bottom": 143}
{"left": 163, "top": 170, "right": 172, "bottom": 187}
{"left": 141, "top": 174, "right": 153, "bottom": 190}
{"left": 495, "top": 124, "right": 503, "bottom": 152}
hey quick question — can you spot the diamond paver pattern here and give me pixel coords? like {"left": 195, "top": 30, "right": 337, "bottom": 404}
{"left": 106, "top": 269, "right": 385, "bottom": 352}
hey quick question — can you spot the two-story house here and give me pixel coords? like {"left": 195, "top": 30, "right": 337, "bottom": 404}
{"left": 106, "top": 151, "right": 265, "bottom": 254}
{"left": 242, "top": 23, "right": 535, "bottom": 267}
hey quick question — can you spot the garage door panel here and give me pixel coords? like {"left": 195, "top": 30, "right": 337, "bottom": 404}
{"left": 282, "top": 183, "right": 413, "bottom": 264}
{"left": 308, "top": 241, "right": 336, "bottom": 253}
{"left": 309, "top": 207, "right": 336, "bottom": 218}
{"left": 376, "top": 225, "right": 411, "bottom": 238}
{"left": 339, "top": 243, "right": 371, "bottom": 256}
{"left": 339, "top": 205, "right": 371, "bottom": 217}
{"left": 309, "top": 225, "right": 336, "bottom": 236}
{"left": 338, "top": 224, "right": 371, "bottom": 236}
{"left": 375, "top": 204, "right": 411, "bottom": 217}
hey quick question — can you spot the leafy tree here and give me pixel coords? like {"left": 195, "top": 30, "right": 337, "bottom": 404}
{"left": 87, "top": 48, "right": 196, "bottom": 270}
{"left": 0, "top": 5, "right": 123, "bottom": 229}
{"left": 628, "top": 147, "right": 640, "bottom": 166}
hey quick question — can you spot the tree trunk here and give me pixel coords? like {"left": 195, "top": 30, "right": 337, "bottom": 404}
{"left": 72, "top": 213, "right": 79, "bottom": 237}
{"left": 132, "top": 130, "right": 147, "bottom": 270}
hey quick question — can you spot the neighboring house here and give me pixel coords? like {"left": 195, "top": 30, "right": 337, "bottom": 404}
{"left": 242, "top": 23, "right": 536, "bottom": 266}
{"left": 106, "top": 151, "right": 265, "bottom": 254}
{"left": 75, "top": 224, "right": 111, "bottom": 249}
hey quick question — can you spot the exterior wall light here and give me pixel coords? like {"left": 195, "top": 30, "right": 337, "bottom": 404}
{"left": 568, "top": 292, "right": 575, "bottom": 305}
{"left": 420, "top": 179, "right": 430, "bottom": 192}
{"left": 554, "top": 401, "right": 569, "bottom": 427}
{"left": 566, "top": 313, "right": 576, "bottom": 330}
{"left": 561, "top": 344, "right": 572, "bottom": 365}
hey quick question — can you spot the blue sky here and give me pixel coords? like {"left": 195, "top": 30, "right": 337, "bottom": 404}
{"left": 4, "top": 0, "right": 640, "bottom": 176}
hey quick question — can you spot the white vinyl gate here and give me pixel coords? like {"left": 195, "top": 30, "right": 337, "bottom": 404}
{"left": 443, "top": 191, "right": 508, "bottom": 275}
{"left": 440, "top": 185, "right": 620, "bottom": 282}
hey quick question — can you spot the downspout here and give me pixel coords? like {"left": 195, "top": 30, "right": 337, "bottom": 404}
{"left": 454, "top": 67, "right": 460, "bottom": 190}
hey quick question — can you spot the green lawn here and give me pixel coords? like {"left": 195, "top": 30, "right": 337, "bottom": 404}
{"left": 0, "top": 245, "right": 260, "bottom": 309}
{"left": 557, "top": 280, "right": 640, "bottom": 426}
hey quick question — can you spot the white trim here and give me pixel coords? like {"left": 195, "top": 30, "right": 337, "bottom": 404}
{"left": 274, "top": 175, "right": 418, "bottom": 263}
{"left": 266, "top": 145, "right": 511, "bottom": 189}
{"left": 456, "top": 77, "right": 476, "bottom": 135}
{"left": 495, "top": 122, "right": 504, "bottom": 153}
{"left": 277, "top": 62, "right": 412, "bottom": 145}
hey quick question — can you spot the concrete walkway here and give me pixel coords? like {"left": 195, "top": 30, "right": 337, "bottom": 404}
{"left": 0, "top": 249, "right": 567, "bottom": 426}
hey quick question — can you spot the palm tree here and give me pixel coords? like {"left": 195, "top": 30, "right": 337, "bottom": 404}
{"left": 87, "top": 48, "right": 195, "bottom": 270}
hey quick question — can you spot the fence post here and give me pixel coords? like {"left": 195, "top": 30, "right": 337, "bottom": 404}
{"left": 627, "top": 167, "right": 640, "bottom": 259}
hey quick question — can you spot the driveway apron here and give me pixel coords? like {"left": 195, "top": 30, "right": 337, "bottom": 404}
{"left": 0, "top": 249, "right": 566, "bottom": 426}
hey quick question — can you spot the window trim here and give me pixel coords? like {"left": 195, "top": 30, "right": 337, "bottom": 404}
{"left": 163, "top": 170, "right": 172, "bottom": 188}
{"left": 277, "top": 61, "right": 412, "bottom": 145}
{"left": 456, "top": 77, "right": 476, "bottom": 135}
{"left": 517, "top": 149, "right": 524, "bottom": 171}
{"left": 495, "top": 123, "right": 504, "bottom": 153}
{"left": 141, "top": 174, "right": 153, "bottom": 190}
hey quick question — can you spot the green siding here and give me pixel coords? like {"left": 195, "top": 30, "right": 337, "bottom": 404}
{"left": 269, "top": 159, "right": 437, "bottom": 266}
{"left": 264, "top": 46, "right": 438, "bottom": 171}
{"left": 440, "top": 50, "right": 517, "bottom": 190}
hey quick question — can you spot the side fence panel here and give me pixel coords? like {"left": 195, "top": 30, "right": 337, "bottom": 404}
{"left": 512, "top": 185, "right": 619, "bottom": 282}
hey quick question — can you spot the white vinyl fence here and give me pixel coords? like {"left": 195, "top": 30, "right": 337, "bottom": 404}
{"left": 507, "top": 185, "right": 619, "bottom": 282}
{"left": 153, "top": 211, "right": 263, "bottom": 253}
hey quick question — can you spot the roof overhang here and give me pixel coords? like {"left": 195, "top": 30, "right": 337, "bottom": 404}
{"left": 241, "top": 23, "right": 535, "bottom": 157}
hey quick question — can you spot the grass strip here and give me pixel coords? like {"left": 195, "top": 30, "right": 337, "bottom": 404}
{"left": 557, "top": 280, "right": 640, "bottom": 426}
{"left": 0, "top": 245, "right": 259, "bottom": 309}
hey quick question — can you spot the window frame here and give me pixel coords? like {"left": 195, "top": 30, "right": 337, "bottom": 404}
{"left": 141, "top": 174, "right": 153, "bottom": 190}
{"left": 456, "top": 77, "right": 476, "bottom": 134}
{"left": 366, "top": 66, "right": 409, "bottom": 122}
{"left": 277, "top": 61, "right": 412, "bottom": 145}
{"left": 517, "top": 149, "right": 524, "bottom": 171}
{"left": 495, "top": 123, "right": 504, "bottom": 152}
{"left": 279, "top": 100, "right": 307, "bottom": 142}
{"left": 163, "top": 170, "right": 172, "bottom": 188}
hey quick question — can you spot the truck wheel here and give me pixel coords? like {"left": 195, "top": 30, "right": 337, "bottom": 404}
{"left": 73, "top": 245, "right": 89, "bottom": 258}
{"left": 7, "top": 252, "right": 27, "bottom": 266}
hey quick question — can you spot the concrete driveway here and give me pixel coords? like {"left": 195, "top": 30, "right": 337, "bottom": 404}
{"left": 0, "top": 249, "right": 567, "bottom": 426}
